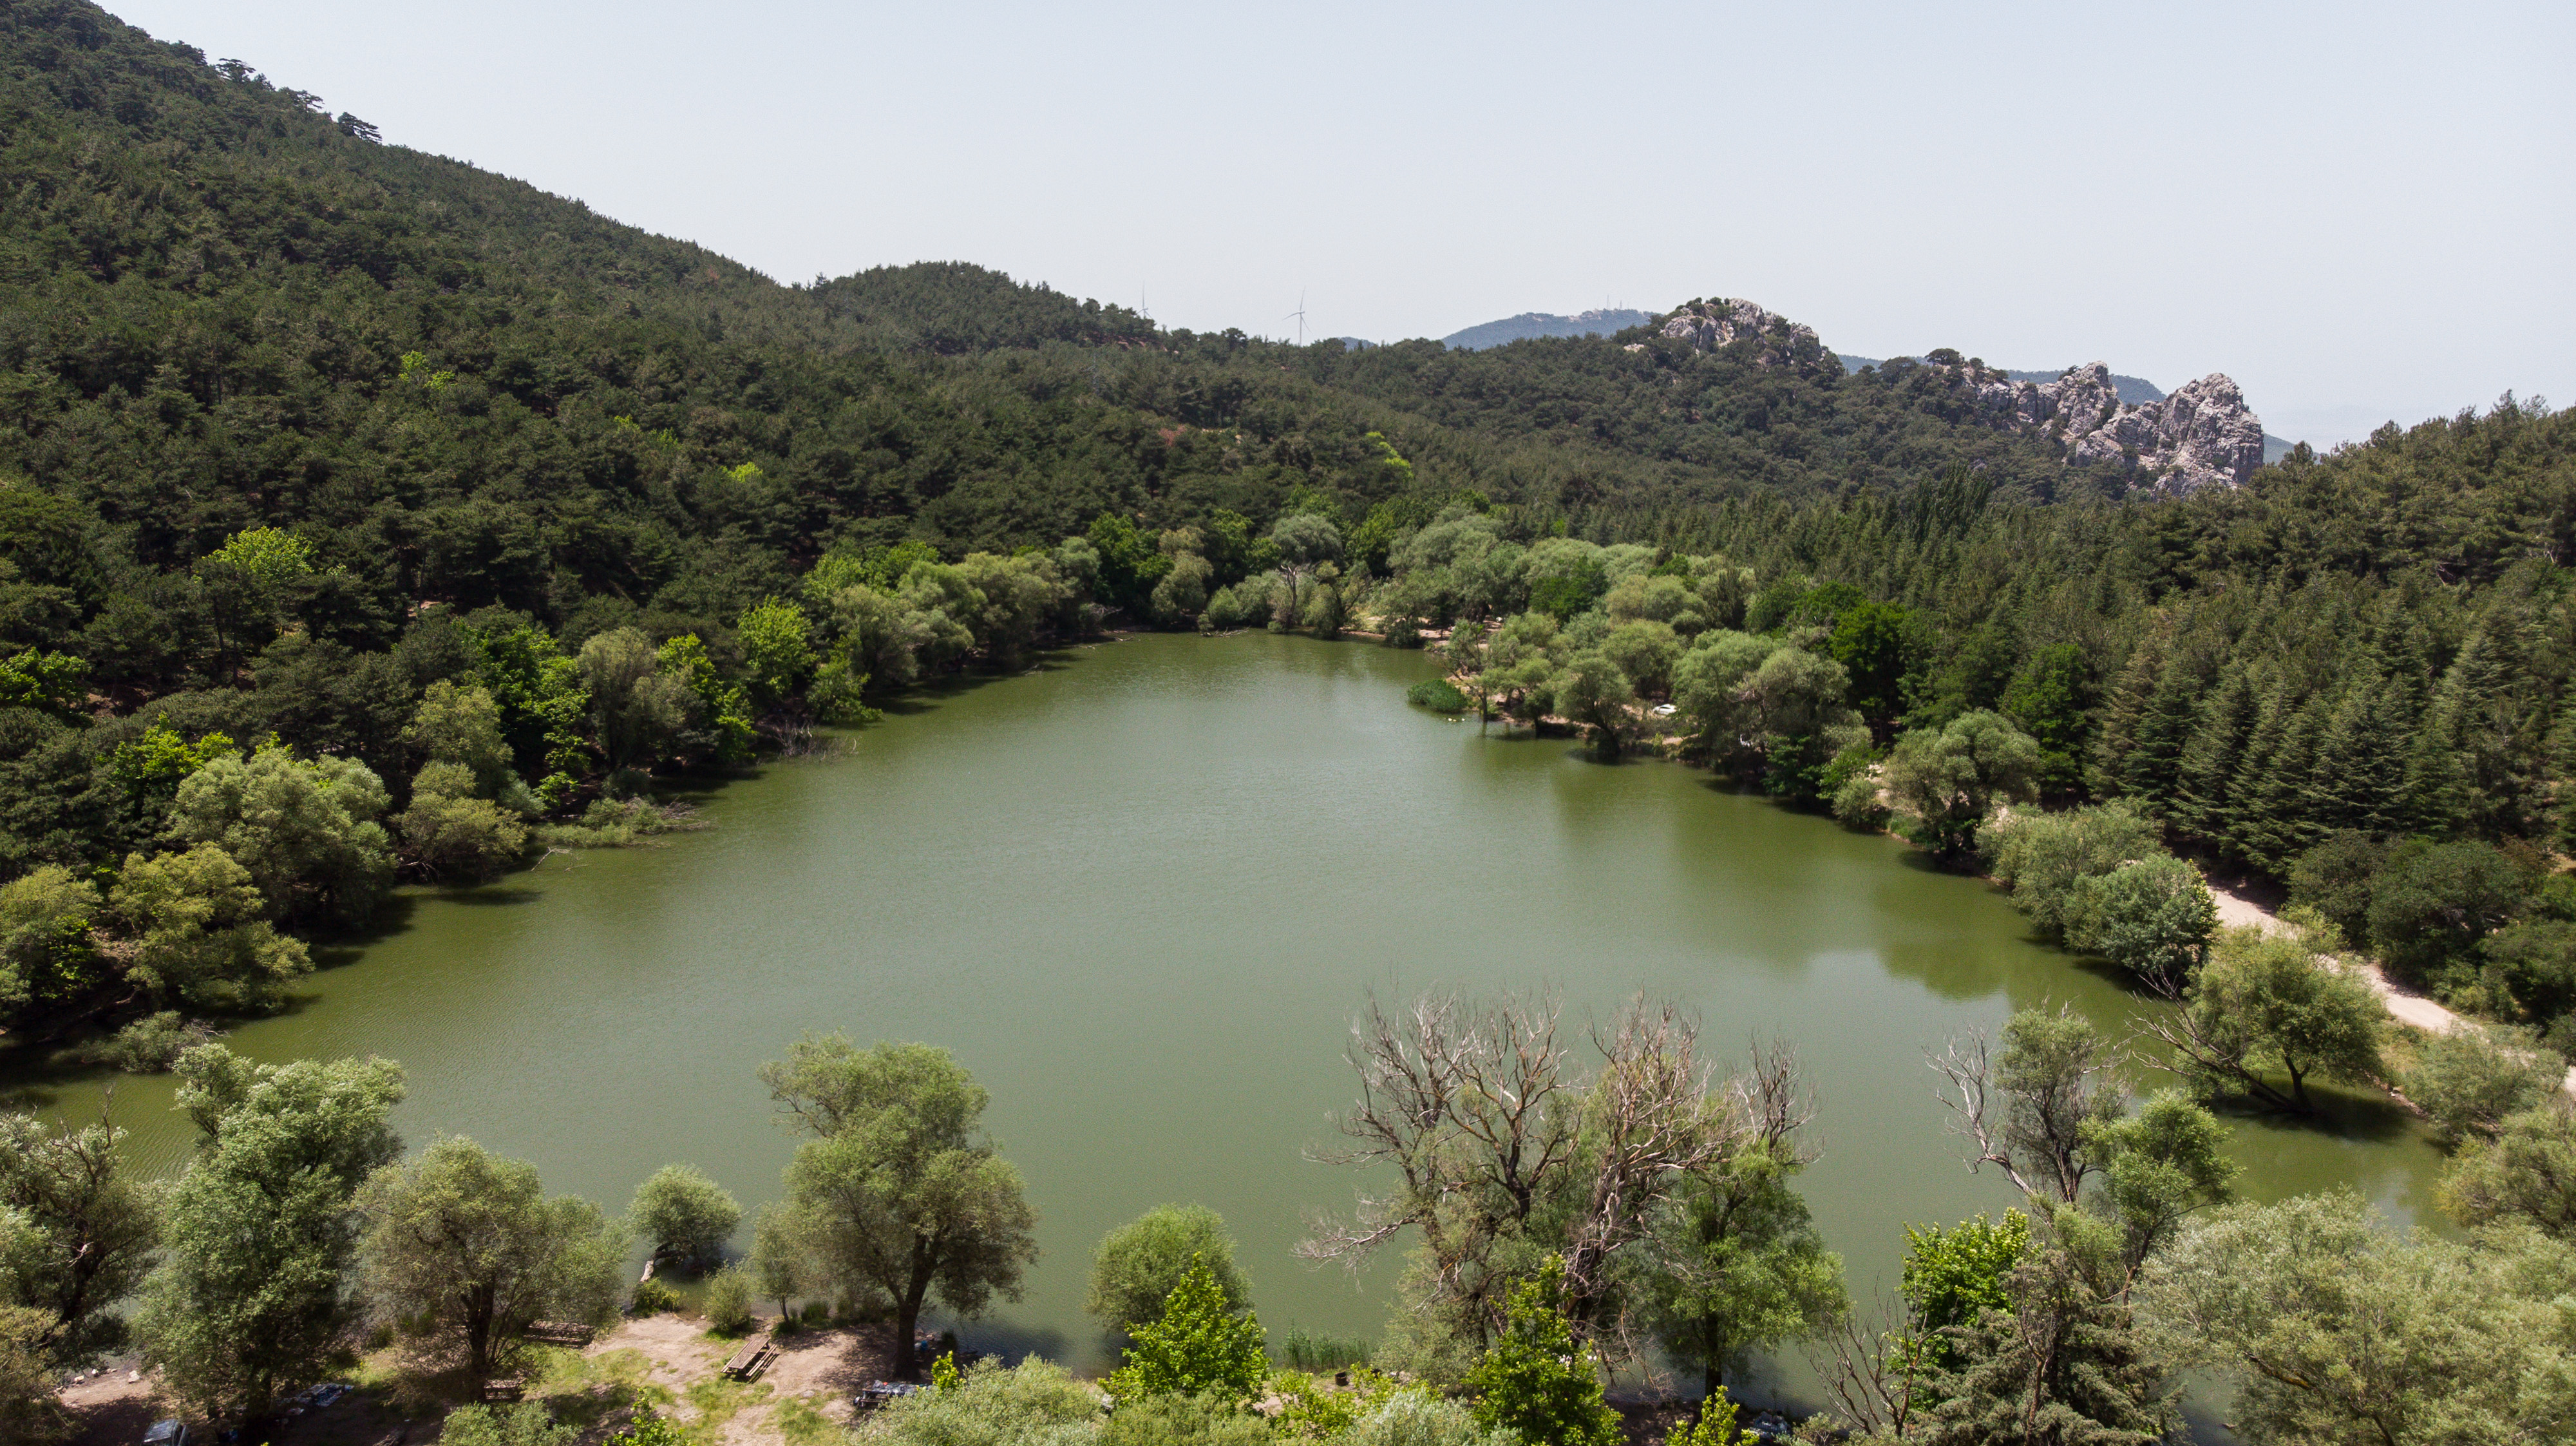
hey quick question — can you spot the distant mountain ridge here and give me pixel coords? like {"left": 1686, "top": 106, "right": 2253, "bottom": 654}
{"left": 1440, "top": 308, "right": 1653, "bottom": 350}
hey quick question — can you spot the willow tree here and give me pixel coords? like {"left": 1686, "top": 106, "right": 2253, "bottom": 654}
{"left": 761, "top": 1035, "right": 1037, "bottom": 1379}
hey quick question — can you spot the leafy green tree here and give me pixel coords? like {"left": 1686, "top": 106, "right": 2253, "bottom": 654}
{"left": 1104, "top": 1255, "right": 1267, "bottom": 1406}
{"left": 2367, "top": 840, "right": 2528, "bottom": 991}
{"left": 0, "top": 1303, "right": 68, "bottom": 1445}
{"left": 136, "top": 1045, "right": 406, "bottom": 1425}
{"left": 0, "top": 649, "right": 84, "bottom": 716}
{"left": 1829, "top": 600, "right": 1911, "bottom": 728}
{"left": 1463, "top": 1257, "right": 1620, "bottom": 1446}
{"left": 1899, "top": 1212, "right": 2030, "bottom": 1373}
{"left": 2137, "top": 1190, "right": 2576, "bottom": 1446}
{"left": 2146, "top": 924, "right": 2385, "bottom": 1114}
{"left": 2437, "top": 1104, "right": 2576, "bottom": 1238}
{"left": 2062, "top": 855, "right": 2217, "bottom": 982}
{"left": 1642, "top": 1137, "right": 1848, "bottom": 1398}
{"left": 357, "top": 1136, "right": 624, "bottom": 1380}
{"left": 1086, "top": 1204, "right": 1251, "bottom": 1336}
{"left": 0, "top": 864, "right": 100, "bottom": 1020}
{"left": 1883, "top": 710, "right": 2041, "bottom": 861}
{"left": 404, "top": 681, "right": 525, "bottom": 805}
{"left": 656, "top": 634, "right": 756, "bottom": 763}
{"left": 1981, "top": 801, "right": 2167, "bottom": 937}
{"left": 107, "top": 844, "right": 312, "bottom": 1013}
{"left": 1920, "top": 1212, "right": 2177, "bottom": 1446}
{"left": 2286, "top": 830, "right": 2387, "bottom": 949}
{"left": 627, "top": 1164, "right": 742, "bottom": 1270}
{"left": 1551, "top": 651, "right": 1634, "bottom": 753}
{"left": 701, "top": 1265, "right": 755, "bottom": 1336}
{"left": 397, "top": 777, "right": 530, "bottom": 883}
{"left": 0, "top": 1112, "right": 158, "bottom": 1365}
{"left": 737, "top": 597, "right": 818, "bottom": 707}
{"left": 580, "top": 629, "right": 694, "bottom": 772}
{"left": 748, "top": 1203, "right": 806, "bottom": 1320}
{"left": 166, "top": 745, "right": 395, "bottom": 926}
{"left": 1600, "top": 619, "right": 1683, "bottom": 699}
{"left": 761, "top": 1034, "right": 1039, "bottom": 1379}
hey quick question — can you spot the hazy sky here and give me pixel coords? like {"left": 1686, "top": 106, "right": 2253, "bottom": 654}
{"left": 111, "top": 1, "right": 2571, "bottom": 446}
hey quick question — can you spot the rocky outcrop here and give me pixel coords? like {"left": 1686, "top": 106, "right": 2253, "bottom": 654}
{"left": 1654, "top": 298, "right": 2266, "bottom": 493}
{"left": 1913, "top": 359, "right": 2266, "bottom": 494}
{"left": 1656, "top": 298, "right": 1825, "bottom": 369}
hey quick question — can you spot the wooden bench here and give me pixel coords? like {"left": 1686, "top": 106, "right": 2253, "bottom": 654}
{"left": 525, "top": 1321, "right": 595, "bottom": 1347}
{"left": 480, "top": 1378, "right": 526, "bottom": 1402}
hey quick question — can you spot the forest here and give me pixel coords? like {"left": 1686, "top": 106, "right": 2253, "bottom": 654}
{"left": 2, "top": 0, "right": 2575, "bottom": 1443}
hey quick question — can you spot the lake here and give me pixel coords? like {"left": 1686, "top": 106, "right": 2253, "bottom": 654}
{"left": 13, "top": 631, "right": 2445, "bottom": 1417}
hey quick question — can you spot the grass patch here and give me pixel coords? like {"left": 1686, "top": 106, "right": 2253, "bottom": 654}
{"left": 676, "top": 1378, "right": 772, "bottom": 1445}
{"left": 771, "top": 1394, "right": 848, "bottom": 1446}
{"left": 527, "top": 1347, "right": 673, "bottom": 1431}
{"left": 1275, "top": 1326, "right": 1375, "bottom": 1371}
{"left": 1405, "top": 678, "right": 1468, "bottom": 714}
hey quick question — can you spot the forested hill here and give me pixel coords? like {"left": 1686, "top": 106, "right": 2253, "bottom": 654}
{"left": 0, "top": 6, "right": 2569, "bottom": 902}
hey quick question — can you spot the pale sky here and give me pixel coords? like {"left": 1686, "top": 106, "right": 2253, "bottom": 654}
{"left": 107, "top": 1, "right": 2574, "bottom": 447}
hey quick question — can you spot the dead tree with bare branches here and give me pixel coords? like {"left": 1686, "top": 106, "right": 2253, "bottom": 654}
{"left": 1302, "top": 991, "right": 1806, "bottom": 1373}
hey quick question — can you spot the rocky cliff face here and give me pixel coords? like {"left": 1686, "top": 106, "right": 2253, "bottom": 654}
{"left": 1653, "top": 300, "right": 2266, "bottom": 493}
{"left": 1908, "top": 358, "right": 2267, "bottom": 494}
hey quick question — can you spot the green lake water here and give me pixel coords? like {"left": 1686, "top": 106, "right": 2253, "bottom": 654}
{"left": 11, "top": 632, "right": 2444, "bottom": 1418}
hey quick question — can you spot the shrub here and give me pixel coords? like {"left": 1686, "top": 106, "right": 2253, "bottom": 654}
{"left": 1463, "top": 1258, "right": 1619, "bottom": 1446}
{"left": 2410, "top": 1025, "right": 2566, "bottom": 1146}
{"left": 703, "top": 1265, "right": 755, "bottom": 1336}
{"left": 856, "top": 1357, "right": 1102, "bottom": 1446}
{"left": 1405, "top": 679, "right": 1468, "bottom": 714}
{"left": 1099, "top": 1394, "right": 1270, "bottom": 1446}
{"left": 441, "top": 1402, "right": 576, "bottom": 1446}
{"left": 1106, "top": 1256, "right": 1267, "bottom": 1407}
{"left": 81, "top": 1011, "right": 216, "bottom": 1072}
{"left": 629, "top": 1278, "right": 681, "bottom": 1316}
{"left": 1343, "top": 1391, "right": 1517, "bottom": 1446}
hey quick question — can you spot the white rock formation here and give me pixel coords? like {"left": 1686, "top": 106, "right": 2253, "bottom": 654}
{"left": 1654, "top": 300, "right": 2266, "bottom": 493}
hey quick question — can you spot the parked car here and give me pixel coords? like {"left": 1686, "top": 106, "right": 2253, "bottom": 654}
{"left": 142, "top": 1419, "right": 188, "bottom": 1446}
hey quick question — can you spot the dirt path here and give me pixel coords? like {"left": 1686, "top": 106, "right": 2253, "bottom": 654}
{"left": 2204, "top": 877, "right": 2576, "bottom": 1096}
{"left": 48, "top": 1315, "right": 901, "bottom": 1446}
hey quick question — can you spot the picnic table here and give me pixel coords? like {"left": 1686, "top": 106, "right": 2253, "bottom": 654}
{"left": 525, "top": 1321, "right": 595, "bottom": 1347}
{"left": 721, "top": 1338, "right": 775, "bottom": 1381}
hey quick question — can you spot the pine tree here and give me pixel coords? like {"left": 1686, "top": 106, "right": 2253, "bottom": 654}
{"left": 2217, "top": 674, "right": 2293, "bottom": 865}
{"left": 2173, "top": 666, "right": 2258, "bottom": 848}
{"left": 2306, "top": 666, "right": 2409, "bottom": 837}
{"left": 2123, "top": 656, "right": 2201, "bottom": 809}
{"left": 2088, "top": 627, "right": 2167, "bottom": 798}
{"left": 2239, "top": 697, "right": 2325, "bottom": 874}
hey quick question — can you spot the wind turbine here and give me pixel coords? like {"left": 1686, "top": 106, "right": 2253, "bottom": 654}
{"left": 1283, "top": 289, "right": 1307, "bottom": 347}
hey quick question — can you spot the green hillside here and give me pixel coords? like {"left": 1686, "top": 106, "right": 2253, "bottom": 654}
{"left": 1, "top": 0, "right": 2573, "bottom": 1049}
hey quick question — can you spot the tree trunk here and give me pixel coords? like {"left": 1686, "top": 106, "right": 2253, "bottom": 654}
{"left": 895, "top": 1274, "right": 932, "bottom": 1380}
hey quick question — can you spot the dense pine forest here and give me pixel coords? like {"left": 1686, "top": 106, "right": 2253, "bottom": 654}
{"left": 2, "top": 4, "right": 2576, "bottom": 1446}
